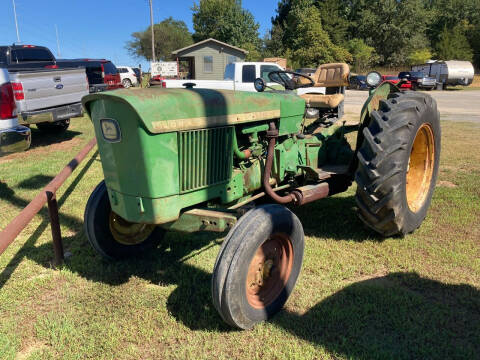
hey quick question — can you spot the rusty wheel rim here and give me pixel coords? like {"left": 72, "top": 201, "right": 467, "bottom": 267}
{"left": 246, "top": 233, "right": 294, "bottom": 309}
{"left": 406, "top": 123, "right": 435, "bottom": 213}
{"left": 109, "top": 212, "right": 155, "bottom": 245}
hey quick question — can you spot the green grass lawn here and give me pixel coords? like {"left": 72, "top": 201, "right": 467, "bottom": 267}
{"left": 0, "top": 115, "right": 479, "bottom": 360}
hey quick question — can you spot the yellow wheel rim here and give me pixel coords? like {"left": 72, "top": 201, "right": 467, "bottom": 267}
{"left": 109, "top": 212, "right": 156, "bottom": 245}
{"left": 406, "top": 123, "right": 435, "bottom": 213}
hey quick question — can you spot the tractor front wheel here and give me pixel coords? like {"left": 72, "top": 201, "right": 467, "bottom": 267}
{"left": 355, "top": 91, "right": 440, "bottom": 236}
{"left": 212, "top": 204, "right": 304, "bottom": 329}
{"left": 84, "top": 181, "right": 164, "bottom": 260}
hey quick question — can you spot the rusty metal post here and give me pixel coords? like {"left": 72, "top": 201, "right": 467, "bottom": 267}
{"left": 46, "top": 191, "right": 64, "bottom": 266}
{"left": 0, "top": 138, "right": 96, "bottom": 256}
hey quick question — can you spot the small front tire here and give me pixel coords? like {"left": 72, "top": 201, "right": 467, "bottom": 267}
{"left": 122, "top": 79, "right": 132, "bottom": 88}
{"left": 84, "top": 181, "right": 164, "bottom": 260}
{"left": 212, "top": 204, "right": 304, "bottom": 329}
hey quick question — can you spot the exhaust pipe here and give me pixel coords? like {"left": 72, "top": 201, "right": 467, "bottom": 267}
{"left": 263, "top": 122, "right": 330, "bottom": 205}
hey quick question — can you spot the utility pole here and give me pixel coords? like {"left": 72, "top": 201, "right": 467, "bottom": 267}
{"left": 149, "top": 0, "right": 156, "bottom": 63}
{"left": 12, "top": 0, "right": 20, "bottom": 43}
{"left": 55, "top": 24, "right": 61, "bottom": 57}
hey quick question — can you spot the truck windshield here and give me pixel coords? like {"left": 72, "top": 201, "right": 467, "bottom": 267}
{"left": 11, "top": 48, "right": 54, "bottom": 63}
{"left": 260, "top": 65, "right": 280, "bottom": 81}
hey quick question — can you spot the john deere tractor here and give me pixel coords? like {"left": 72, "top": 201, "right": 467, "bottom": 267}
{"left": 82, "top": 64, "right": 440, "bottom": 329}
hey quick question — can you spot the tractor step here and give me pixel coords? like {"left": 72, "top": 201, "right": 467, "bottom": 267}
{"left": 316, "top": 164, "right": 350, "bottom": 179}
{"left": 299, "top": 164, "right": 350, "bottom": 181}
{"left": 318, "top": 164, "right": 350, "bottom": 174}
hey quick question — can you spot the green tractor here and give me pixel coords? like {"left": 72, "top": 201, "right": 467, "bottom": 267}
{"left": 82, "top": 64, "right": 440, "bottom": 329}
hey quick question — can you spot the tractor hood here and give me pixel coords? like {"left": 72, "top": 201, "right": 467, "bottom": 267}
{"left": 82, "top": 88, "right": 305, "bottom": 134}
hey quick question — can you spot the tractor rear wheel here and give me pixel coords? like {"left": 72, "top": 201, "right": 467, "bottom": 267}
{"left": 84, "top": 181, "right": 164, "bottom": 260}
{"left": 212, "top": 204, "right": 304, "bottom": 329}
{"left": 355, "top": 91, "right": 440, "bottom": 236}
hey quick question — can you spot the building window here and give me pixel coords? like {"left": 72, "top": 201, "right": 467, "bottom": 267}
{"left": 227, "top": 55, "right": 237, "bottom": 65}
{"left": 204, "top": 56, "right": 213, "bottom": 73}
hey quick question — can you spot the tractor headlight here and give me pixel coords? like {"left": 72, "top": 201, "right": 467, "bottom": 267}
{"left": 100, "top": 118, "right": 121, "bottom": 143}
{"left": 366, "top": 71, "right": 382, "bottom": 88}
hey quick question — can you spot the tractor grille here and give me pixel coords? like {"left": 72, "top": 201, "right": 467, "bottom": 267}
{"left": 178, "top": 127, "right": 233, "bottom": 193}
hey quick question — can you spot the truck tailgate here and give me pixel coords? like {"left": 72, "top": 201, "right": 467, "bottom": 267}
{"left": 11, "top": 69, "right": 88, "bottom": 112}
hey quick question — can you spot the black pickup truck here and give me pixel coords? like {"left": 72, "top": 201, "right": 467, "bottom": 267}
{"left": 0, "top": 44, "right": 57, "bottom": 69}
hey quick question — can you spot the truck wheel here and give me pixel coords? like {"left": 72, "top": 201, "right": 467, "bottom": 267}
{"left": 355, "top": 91, "right": 440, "bottom": 236}
{"left": 36, "top": 119, "right": 70, "bottom": 134}
{"left": 212, "top": 204, "right": 304, "bottom": 329}
{"left": 84, "top": 181, "right": 164, "bottom": 260}
{"left": 122, "top": 79, "right": 132, "bottom": 88}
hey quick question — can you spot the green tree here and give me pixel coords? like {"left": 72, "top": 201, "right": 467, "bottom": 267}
{"left": 408, "top": 48, "right": 433, "bottom": 65}
{"left": 316, "top": 0, "right": 349, "bottom": 46}
{"left": 347, "top": 38, "right": 378, "bottom": 72}
{"left": 191, "top": 0, "right": 261, "bottom": 52}
{"left": 289, "top": 0, "right": 351, "bottom": 67}
{"left": 353, "top": 0, "right": 431, "bottom": 66}
{"left": 427, "top": 0, "right": 480, "bottom": 43}
{"left": 435, "top": 24, "right": 473, "bottom": 61}
{"left": 266, "top": 0, "right": 351, "bottom": 67}
{"left": 126, "top": 17, "right": 192, "bottom": 61}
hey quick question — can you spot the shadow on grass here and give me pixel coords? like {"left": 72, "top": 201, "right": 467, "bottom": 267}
{"left": 274, "top": 272, "right": 480, "bottom": 360}
{"left": 20, "top": 193, "right": 380, "bottom": 331}
{"left": 29, "top": 127, "right": 83, "bottom": 150}
{"left": 9, "top": 186, "right": 480, "bottom": 355}
{"left": 293, "top": 195, "right": 379, "bottom": 242}
{"left": 17, "top": 174, "right": 55, "bottom": 190}
{"left": 0, "top": 151, "right": 98, "bottom": 289}
{"left": 27, "top": 230, "right": 231, "bottom": 331}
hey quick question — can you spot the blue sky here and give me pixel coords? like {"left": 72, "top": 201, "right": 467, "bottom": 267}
{"left": 1, "top": 0, "right": 279, "bottom": 71}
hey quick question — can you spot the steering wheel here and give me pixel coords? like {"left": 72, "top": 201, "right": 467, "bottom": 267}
{"left": 267, "top": 71, "right": 315, "bottom": 90}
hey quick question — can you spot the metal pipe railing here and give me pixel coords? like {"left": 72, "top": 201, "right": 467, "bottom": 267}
{"left": 0, "top": 138, "right": 97, "bottom": 265}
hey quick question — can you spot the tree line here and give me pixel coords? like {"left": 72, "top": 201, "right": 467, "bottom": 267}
{"left": 126, "top": 0, "right": 480, "bottom": 72}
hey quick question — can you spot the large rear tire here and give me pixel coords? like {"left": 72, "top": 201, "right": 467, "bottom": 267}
{"left": 212, "top": 204, "right": 304, "bottom": 329}
{"left": 84, "top": 181, "right": 164, "bottom": 260}
{"left": 355, "top": 91, "right": 441, "bottom": 236}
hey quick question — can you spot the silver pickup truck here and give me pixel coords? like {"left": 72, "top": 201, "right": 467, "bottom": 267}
{"left": 8, "top": 67, "right": 88, "bottom": 133}
{"left": 0, "top": 68, "right": 30, "bottom": 155}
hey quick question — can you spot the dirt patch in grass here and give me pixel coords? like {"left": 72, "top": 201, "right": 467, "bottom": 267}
{"left": 15, "top": 341, "right": 47, "bottom": 360}
{"left": 345, "top": 268, "right": 390, "bottom": 284}
{"left": 437, "top": 180, "right": 457, "bottom": 188}
{"left": 472, "top": 75, "right": 480, "bottom": 87}
{"left": 0, "top": 136, "right": 83, "bottom": 164}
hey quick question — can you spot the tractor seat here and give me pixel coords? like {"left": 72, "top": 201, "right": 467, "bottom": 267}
{"left": 299, "top": 63, "right": 350, "bottom": 109}
{"left": 302, "top": 93, "right": 344, "bottom": 108}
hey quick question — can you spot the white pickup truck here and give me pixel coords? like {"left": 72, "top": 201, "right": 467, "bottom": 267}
{"left": 159, "top": 62, "right": 325, "bottom": 95}
{"left": 0, "top": 68, "right": 30, "bottom": 155}
{"left": 160, "top": 62, "right": 282, "bottom": 91}
{"left": 1, "top": 45, "right": 89, "bottom": 133}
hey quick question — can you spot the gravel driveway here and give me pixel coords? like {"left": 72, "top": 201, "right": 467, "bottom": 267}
{"left": 344, "top": 89, "right": 480, "bottom": 123}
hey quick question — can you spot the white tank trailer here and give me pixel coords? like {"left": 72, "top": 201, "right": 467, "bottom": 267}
{"left": 412, "top": 60, "right": 475, "bottom": 90}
